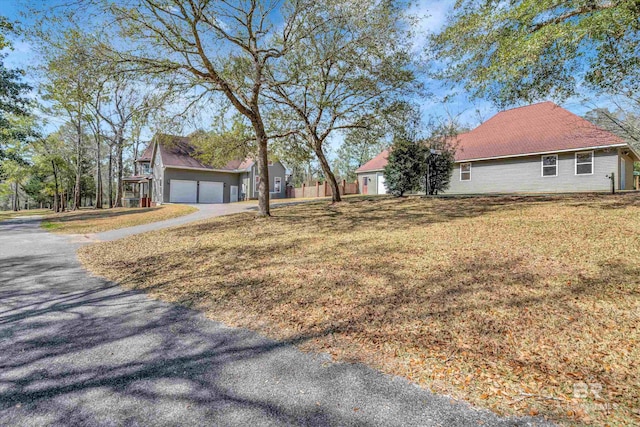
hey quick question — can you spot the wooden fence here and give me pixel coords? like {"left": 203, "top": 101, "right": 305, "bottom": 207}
{"left": 288, "top": 180, "right": 359, "bottom": 199}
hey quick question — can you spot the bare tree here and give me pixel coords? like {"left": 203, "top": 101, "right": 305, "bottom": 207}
{"left": 92, "top": 75, "right": 160, "bottom": 207}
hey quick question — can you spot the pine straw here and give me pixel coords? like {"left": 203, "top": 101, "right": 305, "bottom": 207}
{"left": 78, "top": 194, "right": 640, "bottom": 426}
{"left": 42, "top": 204, "right": 197, "bottom": 234}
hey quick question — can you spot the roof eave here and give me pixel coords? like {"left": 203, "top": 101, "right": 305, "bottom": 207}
{"left": 456, "top": 143, "right": 628, "bottom": 163}
{"left": 164, "top": 165, "right": 245, "bottom": 173}
{"left": 356, "top": 168, "right": 384, "bottom": 174}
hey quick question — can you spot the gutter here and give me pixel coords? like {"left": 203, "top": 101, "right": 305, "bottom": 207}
{"left": 457, "top": 143, "right": 627, "bottom": 163}
{"left": 163, "top": 165, "right": 251, "bottom": 173}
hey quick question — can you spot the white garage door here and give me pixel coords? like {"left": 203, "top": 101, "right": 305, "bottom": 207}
{"left": 377, "top": 174, "right": 387, "bottom": 194}
{"left": 169, "top": 180, "right": 197, "bottom": 203}
{"left": 199, "top": 181, "right": 224, "bottom": 203}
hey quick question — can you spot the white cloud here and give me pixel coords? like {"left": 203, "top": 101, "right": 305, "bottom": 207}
{"left": 409, "top": 0, "right": 455, "bottom": 52}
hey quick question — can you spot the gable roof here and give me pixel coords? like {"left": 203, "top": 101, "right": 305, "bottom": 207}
{"left": 356, "top": 102, "right": 626, "bottom": 173}
{"left": 356, "top": 149, "right": 389, "bottom": 173}
{"left": 136, "top": 143, "right": 154, "bottom": 162}
{"left": 152, "top": 134, "right": 254, "bottom": 172}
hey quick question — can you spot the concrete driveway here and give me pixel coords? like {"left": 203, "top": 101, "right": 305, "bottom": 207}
{"left": 0, "top": 214, "right": 551, "bottom": 426}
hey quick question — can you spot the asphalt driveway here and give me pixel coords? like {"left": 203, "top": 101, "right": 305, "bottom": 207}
{"left": 0, "top": 215, "right": 552, "bottom": 426}
{"left": 94, "top": 203, "right": 257, "bottom": 241}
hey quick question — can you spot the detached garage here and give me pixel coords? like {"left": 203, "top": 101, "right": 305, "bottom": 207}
{"left": 169, "top": 180, "right": 224, "bottom": 204}
{"left": 355, "top": 150, "right": 389, "bottom": 195}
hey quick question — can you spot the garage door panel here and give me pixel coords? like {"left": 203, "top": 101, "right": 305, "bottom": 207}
{"left": 377, "top": 174, "right": 387, "bottom": 195}
{"left": 170, "top": 180, "right": 197, "bottom": 203}
{"left": 199, "top": 181, "right": 224, "bottom": 203}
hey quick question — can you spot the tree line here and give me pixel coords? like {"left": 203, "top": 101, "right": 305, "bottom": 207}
{"left": 2, "top": 0, "right": 640, "bottom": 214}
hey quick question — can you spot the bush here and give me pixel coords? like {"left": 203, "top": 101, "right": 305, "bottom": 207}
{"left": 383, "top": 135, "right": 426, "bottom": 196}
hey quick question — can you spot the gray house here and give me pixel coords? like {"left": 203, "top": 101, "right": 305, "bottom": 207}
{"left": 125, "top": 134, "right": 287, "bottom": 205}
{"left": 357, "top": 102, "right": 639, "bottom": 194}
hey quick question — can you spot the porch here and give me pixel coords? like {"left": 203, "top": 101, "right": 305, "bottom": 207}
{"left": 122, "top": 176, "right": 153, "bottom": 208}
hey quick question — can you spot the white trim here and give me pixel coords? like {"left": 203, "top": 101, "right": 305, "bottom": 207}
{"left": 150, "top": 140, "right": 158, "bottom": 167}
{"left": 459, "top": 162, "right": 471, "bottom": 181}
{"left": 541, "top": 154, "right": 558, "bottom": 177}
{"left": 165, "top": 165, "right": 245, "bottom": 173}
{"left": 356, "top": 168, "right": 385, "bottom": 174}
{"left": 574, "top": 150, "right": 594, "bottom": 176}
{"left": 457, "top": 143, "right": 626, "bottom": 163}
{"left": 274, "top": 176, "right": 282, "bottom": 193}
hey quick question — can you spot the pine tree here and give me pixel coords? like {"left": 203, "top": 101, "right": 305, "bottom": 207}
{"left": 383, "top": 135, "right": 426, "bottom": 197}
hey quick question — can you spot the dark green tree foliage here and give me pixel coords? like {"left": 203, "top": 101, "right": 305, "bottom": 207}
{"left": 423, "top": 123, "right": 457, "bottom": 195}
{"left": 1, "top": 17, "right": 32, "bottom": 159}
{"left": 423, "top": 148, "right": 455, "bottom": 195}
{"left": 384, "top": 135, "right": 425, "bottom": 197}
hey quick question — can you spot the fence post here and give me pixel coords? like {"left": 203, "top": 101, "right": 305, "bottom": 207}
{"left": 341, "top": 180, "right": 346, "bottom": 195}
{"left": 302, "top": 182, "right": 305, "bottom": 198}
{"left": 315, "top": 181, "right": 319, "bottom": 197}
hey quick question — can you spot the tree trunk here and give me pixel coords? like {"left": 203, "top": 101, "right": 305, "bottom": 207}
{"left": 52, "top": 160, "right": 60, "bottom": 213}
{"left": 12, "top": 182, "right": 19, "bottom": 211}
{"left": 73, "top": 122, "right": 82, "bottom": 210}
{"left": 114, "top": 137, "right": 124, "bottom": 208}
{"left": 254, "top": 119, "right": 270, "bottom": 217}
{"left": 108, "top": 145, "right": 113, "bottom": 208}
{"left": 312, "top": 140, "right": 342, "bottom": 203}
{"left": 95, "top": 137, "right": 103, "bottom": 209}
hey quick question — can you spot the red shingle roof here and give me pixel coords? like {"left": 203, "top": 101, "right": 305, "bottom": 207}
{"left": 355, "top": 149, "right": 389, "bottom": 173}
{"left": 454, "top": 102, "right": 623, "bottom": 161}
{"left": 153, "top": 134, "right": 253, "bottom": 171}
{"left": 356, "top": 102, "right": 625, "bottom": 172}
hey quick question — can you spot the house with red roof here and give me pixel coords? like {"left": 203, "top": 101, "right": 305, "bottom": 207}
{"left": 356, "top": 102, "right": 639, "bottom": 195}
{"left": 123, "top": 134, "right": 287, "bottom": 206}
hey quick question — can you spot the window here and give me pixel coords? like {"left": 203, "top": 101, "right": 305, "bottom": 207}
{"left": 541, "top": 155, "right": 558, "bottom": 177}
{"left": 575, "top": 151, "right": 594, "bottom": 175}
{"left": 274, "top": 177, "right": 282, "bottom": 193}
{"left": 254, "top": 175, "right": 260, "bottom": 193}
{"left": 460, "top": 163, "right": 471, "bottom": 181}
{"left": 141, "top": 162, "right": 150, "bottom": 175}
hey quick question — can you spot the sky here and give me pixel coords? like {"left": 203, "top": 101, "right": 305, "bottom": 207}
{"left": 0, "top": 0, "right": 617, "bottom": 153}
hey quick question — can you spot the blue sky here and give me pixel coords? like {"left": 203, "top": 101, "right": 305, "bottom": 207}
{"left": 1, "top": 0, "right": 614, "bottom": 149}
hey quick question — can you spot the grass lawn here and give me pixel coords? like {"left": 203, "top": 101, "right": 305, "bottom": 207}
{"left": 42, "top": 204, "right": 197, "bottom": 234}
{"left": 78, "top": 194, "right": 640, "bottom": 426}
{"left": 0, "top": 209, "right": 51, "bottom": 221}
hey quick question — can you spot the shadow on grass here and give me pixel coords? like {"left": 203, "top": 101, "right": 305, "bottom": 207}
{"left": 76, "top": 193, "right": 640, "bottom": 424}
{"left": 43, "top": 207, "right": 161, "bottom": 224}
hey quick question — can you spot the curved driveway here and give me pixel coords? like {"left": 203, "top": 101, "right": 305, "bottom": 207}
{"left": 0, "top": 211, "right": 551, "bottom": 426}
